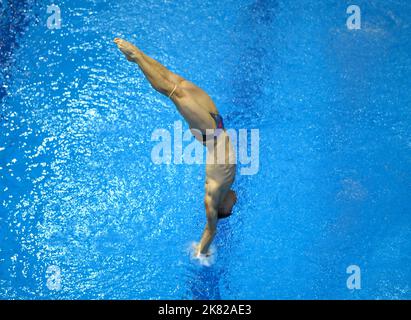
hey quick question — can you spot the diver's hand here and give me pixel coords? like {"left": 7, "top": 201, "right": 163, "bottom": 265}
{"left": 194, "top": 243, "right": 211, "bottom": 258}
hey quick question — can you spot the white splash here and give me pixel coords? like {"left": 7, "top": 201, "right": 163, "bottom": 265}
{"left": 188, "top": 242, "right": 216, "bottom": 267}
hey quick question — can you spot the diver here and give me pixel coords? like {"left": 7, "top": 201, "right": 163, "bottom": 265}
{"left": 114, "top": 38, "right": 237, "bottom": 257}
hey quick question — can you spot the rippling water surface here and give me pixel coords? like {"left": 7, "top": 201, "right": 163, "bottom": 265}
{"left": 1, "top": 0, "right": 410, "bottom": 299}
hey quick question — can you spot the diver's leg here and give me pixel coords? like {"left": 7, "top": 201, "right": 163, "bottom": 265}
{"left": 138, "top": 49, "right": 185, "bottom": 85}
{"left": 114, "top": 38, "right": 184, "bottom": 98}
{"left": 114, "top": 38, "right": 217, "bottom": 139}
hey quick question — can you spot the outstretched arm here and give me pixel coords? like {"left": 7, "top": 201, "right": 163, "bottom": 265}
{"left": 197, "top": 182, "right": 220, "bottom": 256}
{"left": 114, "top": 38, "right": 184, "bottom": 98}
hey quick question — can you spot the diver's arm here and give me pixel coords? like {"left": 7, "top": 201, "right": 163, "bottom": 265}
{"left": 197, "top": 190, "right": 219, "bottom": 255}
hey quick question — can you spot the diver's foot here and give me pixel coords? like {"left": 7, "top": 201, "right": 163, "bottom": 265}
{"left": 114, "top": 38, "right": 140, "bottom": 62}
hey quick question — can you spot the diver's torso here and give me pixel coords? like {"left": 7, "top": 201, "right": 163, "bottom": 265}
{"left": 205, "top": 131, "right": 236, "bottom": 187}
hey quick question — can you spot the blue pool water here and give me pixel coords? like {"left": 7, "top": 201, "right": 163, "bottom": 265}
{"left": 1, "top": 0, "right": 410, "bottom": 299}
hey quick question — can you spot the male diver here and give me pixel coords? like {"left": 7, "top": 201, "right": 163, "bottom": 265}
{"left": 114, "top": 38, "right": 236, "bottom": 257}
